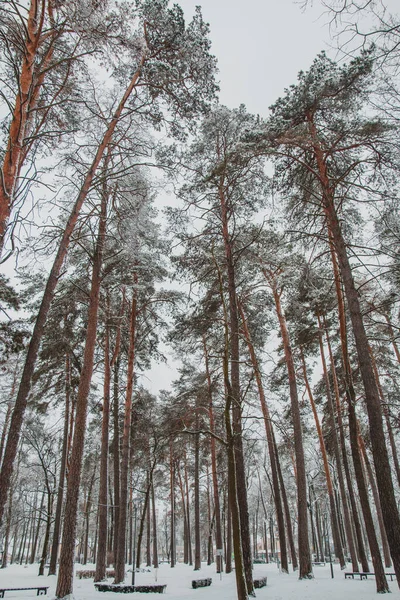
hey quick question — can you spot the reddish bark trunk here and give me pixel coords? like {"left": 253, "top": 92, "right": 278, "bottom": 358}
{"left": 238, "top": 300, "right": 289, "bottom": 573}
{"left": 203, "top": 337, "right": 223, "bottom": 573}
{"left": 308, "top": 113, "right": 400, "bottom": 586}
{"left": 55, "top": 187, "right": 107, "bottom": 598}
{"left": 264, "top": 271, "right": 312, "bottom": 579}
{"left": 95, "top": 317, "right": 111, "bottom": 582}
{"left": 0, "top": 52, "right": 147, "bottom": 530}
{"left": 299, "top": 346, "right": 345, "bottom": 569}
{"left": 115, "top": 288, "right": 138, "bottom": 583}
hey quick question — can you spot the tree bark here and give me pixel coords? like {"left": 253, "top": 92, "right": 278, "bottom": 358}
{"left": 218, "top": 182, "right": 253, "bottom": 595}
{"left": 95, "top": 317, "right": 111, "bottom": 582}
{"left": 55, "top": 186, "right": 107, "bottom": 599}
{"left": 49, "top": 352, "right": 71, "bottom": 575}
{"left": 203, "top": 337, "right": 223, "bottom": 573}
{"left": 319, "top": 314, "right": 358, "bottom": 572}
{"left": 0, "top": 51, "right": 147, "bottom": 530}
{"left": 264, "top": 271, "right": 312, "bottom": 579}
{"left": 115, "top": 287, "right": 138, "bottom": 584}
{"left": 239, "top": 300, "right": 289, "bottom": 573}
{"left": 299, "top": 346, "right": 345, "bottom": 569}
{"left": 309, "top": 113, "right": 400, "bottom": 586}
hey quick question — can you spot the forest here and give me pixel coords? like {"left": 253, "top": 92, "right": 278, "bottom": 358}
{"left": 0, "top": 1, "right": 400, "bottom": 599}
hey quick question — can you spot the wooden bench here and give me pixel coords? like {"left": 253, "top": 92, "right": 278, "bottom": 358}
{"left": 253, "top": 577, "right": 267, "bottom": 588}
{"left": 345, "top": 572, "right": 396, "bottom": 582}
{"left": 192, "top": 578, "right": 212, "bottom": 589}
{"left": 77, "top": 569, "right": 115, "bottom": 579}
{"left": 345, "top": 572, "right": 374, "bottom": 580}
{"left": 312, "top": 561, "right": 326, "bottom": 566}
{"left": 0, "top": 588, "right": 48, "bottom": 598}
{"left": 94, "top": 583, "right": 166, "bottom": 593}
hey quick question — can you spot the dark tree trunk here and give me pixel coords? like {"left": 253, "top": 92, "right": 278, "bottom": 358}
{"left": 272, "top": 430, "right": 298, "bottom": 570}
{"left": 136, "top": 476, "right": 153, "bottom": 569}
{"left": 151, "top": 483, "right": 158, "bottom": 568}
{"left": 320, "top": 314, "right": 359, "bottom": 573}
{"left": 327, "top": 251, "right": 370, "bottom": 573}
{"left": 265, "top": 273, "right": 312, "bottom": 579}
{"left": 169, "top": 442, "right": 176, "bottom": 568}
{"left": 239, "top": 301, "right": 289, "bottom": 573}
{"left": 358, "top": 434, "right": 391, "bottom": 568}
{"left": 115, "top": 289, "right": 138, "bottom": 584}
{"left": 95, "top": 319, "right": 111, "bottom": 582}
{"left": 194, "top": 405, "right": 201, "bottom": 570}
{"left": 225, "top": 487, "right": 232, "bottom": 574}
{"left": 30, "top": 491, "right": 44, "bottom": 564}
{"left": 55, "top": 188, "right": 107, "bottom": 599}
{"left": 49, "top": 353, "right": 71, "bottom": 575}
{"left": 219, "top": 183, "right": 253, "bottom": 595}
{"left": 146, "top": 480, "right": 151, "bottom": 567}
{"left": 300, "top": 346, "right": 345, "bottom": 569}
{"left": 113, "top": 358, "right": 120, "bottom": 566}
{"left": 1, "top": 488, "right": 13, "bottom": 568}
{"left": 38, "top": 492, "right": 53, "bottom": 576}
{"left": 311, "top": 117, "right": 400, "bottom": 585}
{"left": 203, "top": 337, "right": 223, "bottom": 573}
{"left": 0, "top": 58, "right": 146, "bottom": 529}
{"left": 347, "top": 400, "right": 388, "bottom": 592}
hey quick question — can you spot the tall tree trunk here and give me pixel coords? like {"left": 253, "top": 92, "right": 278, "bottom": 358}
{"left": 272, "top": 429, "right": 298, "bottom": 570}
{"left": 239, "top": 300, "right": 289, "bottom": 573}
{"left": 169, "top": 442, "right": 176, "bottom": 568}
{"left": 0, "top": 51, "right": 147, "bottom": 529}
{"left": 31, "top": 491, "right": 44, "bottom": 564}
{"left": 95, "top": 317, "right": 111, "bottom": 582}
{"left": 369, "top": 345, "right": 400, "bottom": 489}
{"left": 177, "top": 466, "right": 188, "bottom": 564}
{"left": 115, "top": 287, "right": 138, "bottom": 584}
{"left": 299, "top": 346, "right": 345, "bottom": 569}
{"left": 264, "top": 271, "right": 312, "bottom": 579}
{"left": 55, "top": 187, "right": 107, "bottom": 599}
{"left": 225, "top": 486, "right": 232, "bottom": 574}
{"left": 218, "top": 183, "right": 253, "bottom": 595}
{"left": 319, "top": 313, "right": 358, "bottom": 572}
{"left": 136, "top": 474, "right": 153, "bottom": 569}
{"left": 113, "top": 358, "right": 120, "bottom": 566}
{"left": 310, "top": 116, "right": 400, "bottom": 586}
{"left": 146, "top": 477, "right": 151, "bottom": 567}
{"left": 49, "top": 353, "right": 71, "bottom": 575}
{"left": 38, "top": 492, "right": 53, "bottom": 576}
{"left": 203, "top": 337, "right": 223, "bottom": 573}
{"left": 1, "top": 488, "right": 13, "bottom": 568}
{"left": 194, "top": 404, "right": 201, "bottom": 571}
{"left": 324, "top": 320, "right": 368, "bottom": 572}
{"left": 347, "top": 400, "right": 389, "bottom": 592}
{"left": 358, "top": 433, "right": 392, "bottom": 568}
{"left": 151, "top": 482, "right": 158, "bottom": 568}
{"left": 184, "top": 455, "right": 193, "bottom": 566}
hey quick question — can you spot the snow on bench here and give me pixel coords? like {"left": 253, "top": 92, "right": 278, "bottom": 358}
{"left": 0, "top": 587, "right": 48, "bottom": 598}
{"left": 253, "top": 577, "right": 267, "bottom": 588}
{"left": 77, "top": 569, "right": 115, "bottom": 579}
{"left": 345, "top": 572, "right": 396, "bottom": 581}
{"left": 192, "top": 578, "right": 212, "bottom": 589}
{"left": 94, "top": 583, "right": 166, "bottom": 593}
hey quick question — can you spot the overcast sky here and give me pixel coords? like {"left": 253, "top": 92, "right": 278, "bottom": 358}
{"left": 143, "top": 0, "right": 336, "bottom": 394}
{"left": 180, "top": 0, "right": 331, "bottom": 115}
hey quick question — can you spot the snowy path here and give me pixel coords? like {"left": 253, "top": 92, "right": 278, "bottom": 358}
{"left": 0, "top": 562, "right": 398, "bottom": 600}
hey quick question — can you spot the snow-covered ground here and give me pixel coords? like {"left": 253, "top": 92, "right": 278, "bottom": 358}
{"left": 0, "top": 562, "right": 398, "bottom": 600}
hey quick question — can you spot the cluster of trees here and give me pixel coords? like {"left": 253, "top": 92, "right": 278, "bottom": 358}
{"left": 0, "top": 1, "right": 400, "bottom": 600}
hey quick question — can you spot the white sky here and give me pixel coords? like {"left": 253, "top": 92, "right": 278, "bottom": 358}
{"left": 144, "top": 0, "right": 333, "bottom": 394}
{"left": 180, "top": 0, "right": 331, "bottom": 114}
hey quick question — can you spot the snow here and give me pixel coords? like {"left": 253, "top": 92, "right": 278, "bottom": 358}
{"left": 0, "top": 562, "right": 398, "bottom": 600}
